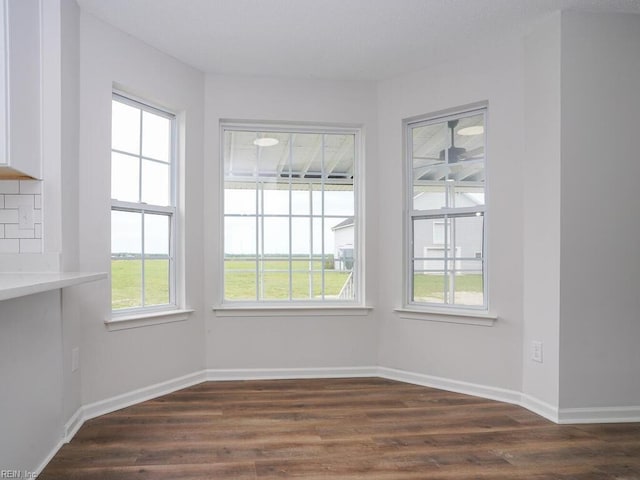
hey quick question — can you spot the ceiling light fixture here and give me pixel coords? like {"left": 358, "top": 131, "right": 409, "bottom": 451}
{"left": 253, "top": 137, "right": 279, "bottom": 147}
{"left": 457, "top": 126, "right": 484, "bottom": 136}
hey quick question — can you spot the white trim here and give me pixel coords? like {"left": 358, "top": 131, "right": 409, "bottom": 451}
{"left": 110, "top": 93, "right": 178, "bottom": 313}
{"left": 520, "top": 393, "right": 560, "bottom": 423}
{"left": 206, "top": 366, "right": 377, "bottom": 381}
{"left": 35, "top": 366, "right": 640, "bottom": 476}
{"left": 105, "top": 308, "right": 193, "bottom": 331}
{"left": 394, "top": 307, "right": 496, "bottom": 326}
{"left": 79, "top": 370, "right": 207, "bottom": 430}
{"left": 35, "top": 438, "right": 64, "bottom": 476}
{"left": 63, "top": 407, "right": 85, "bottom": 441}
{"left": 403, "top": 104, "right": 489, "bottom": 312}
{"left": 213, "top": 305, "right": 372, "bottom": 317}
{"left": 220, "top": 121, "right": 364, "bottom": 306}
{"left": 378, "top": 367, "right": 521, "bottom": 405}
{"left": 557, "top": 405, "right": 640, "bottom": 424}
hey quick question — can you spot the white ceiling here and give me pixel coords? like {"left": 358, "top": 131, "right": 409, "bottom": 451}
{"left": 77, "top": 0, "right": 640, "bottom": 81}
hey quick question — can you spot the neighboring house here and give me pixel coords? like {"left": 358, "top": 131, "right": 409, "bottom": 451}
{"left": 331, "top": 217, "right": 354, "bottom": 271}
{"left": 412, "top": 192, "right": 483, "bottom": 275}
{"left": 332, "top": 193, "right": 483, "bottom": 275}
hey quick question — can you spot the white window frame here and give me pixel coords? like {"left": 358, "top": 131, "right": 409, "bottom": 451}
{"left": 218, "top": 122, "right": 365, "bottom": 308}
{"left": 403, "top": 105, "right": 489, "bottom": 314}
{"left": 110, "top": 92, "right": 178, "bottom": 316}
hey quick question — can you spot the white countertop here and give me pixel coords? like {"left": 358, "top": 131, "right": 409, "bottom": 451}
{"left": 0, "top": 272, "right": 107, "bottom": 301}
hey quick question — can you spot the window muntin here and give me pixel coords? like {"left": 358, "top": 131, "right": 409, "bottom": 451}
{"left": 111, "top": 94, "right": 176, "bottom": 312}
{"left": 407, "top": 109, "right": 486, "bottom": 309}
{"left": 222, "top": 126, "right": 360, "bottom": 304}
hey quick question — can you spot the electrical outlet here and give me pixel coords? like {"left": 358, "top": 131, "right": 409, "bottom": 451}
{"left": 71, "top": 347, "right": 80, "bottom": 372}
{"left": 531, "top": 341, "right": 543, "bottom": 363}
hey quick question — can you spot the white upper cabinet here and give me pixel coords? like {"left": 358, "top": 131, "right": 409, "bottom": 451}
{"left": 0, "top": 0, "right": 42, "bottom": 179}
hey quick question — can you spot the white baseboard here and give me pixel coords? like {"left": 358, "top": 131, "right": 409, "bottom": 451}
{"left": 558, "top": 405, "right": 640, "bottom": 424}
{"left": 520, "top": 393, "right": 559, "bottom": 423}
{"left": 35, "top": 439, "right": 65, "bottom": 476}
{"left": 42, "top": 364, "right": 640, "bottom": 477}
{"left": 80, "top": 370, "right": 207, "bottom": 425}
{"left": 378, "top": 367, "right": 523, "bottom": 406}
{"left": 38, "top": 370, "right": 208, "bottom": 474}
{"left": 64, "top": 407, "right": 85, "bottom": 440}
{"left": 206, "top": 366, "right": 378, "bottom": 381}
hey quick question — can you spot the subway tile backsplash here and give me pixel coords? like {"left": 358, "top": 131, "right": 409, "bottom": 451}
{"left": 0, "top": 180, "right": 42, "bottom": 254}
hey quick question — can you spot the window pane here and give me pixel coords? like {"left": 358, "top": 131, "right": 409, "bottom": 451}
{"left": 256, "top": 132, "right": 290, "bottom": 177}
{"left": 412, "top": 186, "right": 445, "bottom": 211}
{"left": 408, "top": 109, "right": 486, "bottom": 309}
{"left": 111, "top": 95, "right": 175, "bottom": 313}
{"left": 325, "top": 271, "right": 353, "bottom": 299}
{"left": 312, "top": 217, "right": 324, "bottom": 255}
{"left": 225, "top": 217, "right": 257, "bottom": 255}
{"left": 111, "top": 259, "right": 142, "bottom": 309}
{"left": 291, "top": 217, "right": 311, "bottom": 255}
{"left": 311, "top": 189, "right": 321, "bottom": 215}
{"left": 324, "top": 134, "right": 354, "bottom": 178}
{"left": 412, "top": 214, "right": 485, "bottom": 307}
{"left": 144, "top": 258, "right": 170, "bottom": 306}
{"left": 413, "top": 269, "right": 445, "bottom": 305}
{"left": 225, "top": 187, "right": 257, "bottom": 215}
{"left": 223, "top": 126, "right": 358, "bottom": 303}
{"left": 411, "top": 113, "right": 485, "bottom": 211}
{"left": 141, "top": 159, "right": 170, "bottom": 206}
{"left": 324, "top": 189, "right": 354, "bottom": 216}
{"left": 111, "top": 210, "right": 142, "bottom": 255}
{"left": 292, "top": 133, "right": 322, "bottom": 176}
{"left": 112, "top": 100, "right": 140, "bottom": 154}
{"left": 262, "top": 273, "right": 289, "bottom": 300}
{"left": 111, "top": 152, "right": 139, "bottom": 202}
{"left": 263, "top": 217, "right": 289, "bottom": 255}
{"left": 144, "top": 213, "right": 170, "bottom": 255}
{"left": 291, "top": 272, "right": 311, "bottom": 299}
{"left": 291, "top": 189, "right": 310, "bottom": 215}
{"left": 224, "top": 130, "right": 258, "bottom": 177}
{"left": 262, "top": 189, "right": 289, "bottom": 215}
{"left": 111, "top": 210, "right": 143, "bottom": 310}
{"left": 142, "top": 111, "right": 170, "bottom": 162}
{"left": 453, "top": 261, "right": 484, "bottom": 307}
{"left": 225, "top": 268, "right": 257, "bottom": 300}
{"left": 452, "top": 214, "right": 484, "bottom": 258}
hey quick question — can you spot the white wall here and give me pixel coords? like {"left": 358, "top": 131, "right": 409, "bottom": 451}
{"left": 376, "top": 39, "right": 525, "bottom": 392}
{"left": 0, "top": 291, "right": 63, "bottom": 473}
{"left": 59, "top": 0, "right": 83, "bottom": 426}
{"left": 521, "top": 12, "right": 562, "bottom": 409}
{"left": 204, "top": 74, "right": 379, "bottom": 369}
{"left": 77, "top": 12, "right": 205, "bottom": 404}
{"left": 7, "top": 9, "right": 640, "bottom": 475}
{"left": 559, "top": 12, "right": 640, "bottom": 409}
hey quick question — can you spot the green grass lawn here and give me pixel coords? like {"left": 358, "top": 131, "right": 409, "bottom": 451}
{"left": 413, "top": 273, "right": 483, "bottom": 305}
{"left": 224, "top": 259, "right": 350, "bottom": 300}
{"left": 112, "top": 259, "right": 169, "bottom": 310}
{"left": 112, "top": 258, "right": 483, "bottom": 308}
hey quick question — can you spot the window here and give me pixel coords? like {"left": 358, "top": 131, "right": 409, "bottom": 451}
{"left": 406, "top": 107, "right": 487, "bottom": 309}
{"left": 222, "top": 124, "right": 361, "bottom": 304}
{"left": 110, "top": 93, "right": 176, "bottom": 312}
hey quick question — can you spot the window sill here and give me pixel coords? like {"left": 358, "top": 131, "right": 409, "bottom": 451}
{"left": 213, "top": 305, "right": 373, "bottom": 317}
{"left": 394, "top": 307, "right": 497, "bottom": 326}
{"left": 105, "top": 308, "right": 194, "bottom": 331}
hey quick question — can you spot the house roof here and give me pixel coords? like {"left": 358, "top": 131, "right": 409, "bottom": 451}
{"left": 332, "top": 217, "right": 354, "bottom": 231}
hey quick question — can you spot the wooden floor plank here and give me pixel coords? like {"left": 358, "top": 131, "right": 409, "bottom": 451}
{"left": 38, "top": 378, "right": 640, "bottom": 479}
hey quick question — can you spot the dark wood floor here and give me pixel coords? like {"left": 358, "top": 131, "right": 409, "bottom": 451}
{"left": 40, "top": 378, "right": 640, "bottom": 479}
